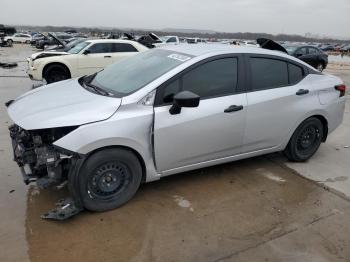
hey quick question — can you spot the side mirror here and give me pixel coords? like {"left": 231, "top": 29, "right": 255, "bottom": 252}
{"left": 169, "top": 91, "right": 200, "bottom": 115}
{"left": 83, "top": 49, "right": 90, "bottom": 55}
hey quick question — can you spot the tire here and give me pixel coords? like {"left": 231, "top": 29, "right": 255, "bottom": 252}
{"left": 25, "top": 40, "right": 30, "bottom": 44}
{"left": 78, "top": 148, "right": 142, "bottom": 212}
{"left": 7, "top": 39, "right": 13, "bottom": 46}
{"left": 317, "top": 63, "right": 324, "bottom": 72}
{"left": 44, "top": 64, "right": 70, "bottom": 84}
{"left": 284, "top": 117, "right": 324, "bottom": 162}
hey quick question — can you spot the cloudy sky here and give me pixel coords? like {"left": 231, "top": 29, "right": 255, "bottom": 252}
{"left": 1, "top": 0, "right": 349, "bottom": 38}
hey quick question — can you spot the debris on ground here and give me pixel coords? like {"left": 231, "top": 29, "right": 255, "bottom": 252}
{"left": 0, "top": 62, "right": 18, "bottom": 68}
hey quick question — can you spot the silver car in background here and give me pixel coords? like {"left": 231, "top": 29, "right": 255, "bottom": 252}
{"left": 6, "top": 44, "right": 347, "bottom": 218}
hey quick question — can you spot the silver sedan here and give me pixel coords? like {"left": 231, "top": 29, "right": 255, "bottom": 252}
{"left": 7, "top": 44, "right": 346, "bottom": 218}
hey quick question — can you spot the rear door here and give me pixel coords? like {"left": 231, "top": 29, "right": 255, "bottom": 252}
{"left": 242, "top": 55, "right": 316, "bottom": 153}
{"left": 154, "top": 55, "right": 247, "bottom": 172}
{"left": 77, "top": 43, "right": 114, "bottom": 75}
{"left": 110, "top": 43, "right": 139, "bottom": 63}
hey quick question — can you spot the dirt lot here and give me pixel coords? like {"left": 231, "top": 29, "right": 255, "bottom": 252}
{"left": 1, "top": 45, "right": 350, "bottom": 262}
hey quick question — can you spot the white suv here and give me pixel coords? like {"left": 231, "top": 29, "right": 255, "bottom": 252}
{"left": 27, "top": 39, "right": 148, "bottom": 83}
{"left": 5, "top": 33, "right": 32, "bottom": 44}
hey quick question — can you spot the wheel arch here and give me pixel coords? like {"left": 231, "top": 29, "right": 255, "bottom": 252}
{"left": 312, "top": 114, "right": 328, "bottom": 142}
{"left": 282, "top": 113, "right": 329, "bottom": 151}
{"left": 42, "top": 62, "right": 72, "bottom": 80}
{"left": 83, "top": 145, "right": 147, "bottom": 183}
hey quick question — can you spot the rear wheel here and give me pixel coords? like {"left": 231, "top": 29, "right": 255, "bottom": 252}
{"left": 44, "top": 64, "right": 70, "bottom": 84}
{"left": 78, "top": 148, "right": 142, "bottom": 212}
{"left": 284, "top": 117, "right": 324, "bottom": 162}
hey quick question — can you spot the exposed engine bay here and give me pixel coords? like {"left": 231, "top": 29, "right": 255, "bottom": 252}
{"left": 9, "top": 124, "right": 78, "bottom": 186}
{"left": 9, "top": 124, "right": 84, "bottom": 220}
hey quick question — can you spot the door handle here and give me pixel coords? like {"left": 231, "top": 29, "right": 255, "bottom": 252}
{"left": 296, "top": 89, "right": 309, "bottom": 96}
{"left": 104, "top": 55, "right": 112, "bottom": 58}
{"left": 224, "top": 105, "right": 244, "bottom": 113}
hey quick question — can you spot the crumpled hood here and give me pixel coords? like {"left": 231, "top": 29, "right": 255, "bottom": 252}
{"left": 7, "top": 79, "right": 122, "bottom": 130}
{"left": 30, "top": 51, "right": 69, "bottom": 61}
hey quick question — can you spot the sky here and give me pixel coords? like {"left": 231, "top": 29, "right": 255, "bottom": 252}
{"left": 1, "top": 0, "right": 349, "bottom": 38}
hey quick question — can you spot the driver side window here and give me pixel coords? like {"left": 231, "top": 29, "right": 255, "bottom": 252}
{"left": 88, "top": 43, "right": 112, "bottom": 54}
{"left": 157, "top": 57, "right": 238, "bottom": 105}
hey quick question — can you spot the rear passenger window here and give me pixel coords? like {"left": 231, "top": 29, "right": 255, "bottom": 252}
{"left": 182, "top": 58, "right": 238, "bottom": 98}
{"left": 288, "top": 63, "right": 304, "bottom": 84}
{"left": 250, "top": 58, "right": 288, "bottom": 90}
{"left": 112, "top": 43, "right": 138, "bottom": 52}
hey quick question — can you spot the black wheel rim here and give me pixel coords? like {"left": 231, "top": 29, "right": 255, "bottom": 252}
{"left": 88, "top": 161, "right": 131, "bottom": 200}
{"left": 296, "top": 124, "right": 321, "bottom": 156}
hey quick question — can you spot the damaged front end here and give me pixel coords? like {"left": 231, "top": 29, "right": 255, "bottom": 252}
{"left": 9, "top": 124, "right": 84, "bottom": 220}
{"left": 9, "top": 124, "right": 78, "bottom": 187}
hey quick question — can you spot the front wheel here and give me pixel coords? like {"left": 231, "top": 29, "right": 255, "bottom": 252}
{"left": 7, "top": 39, "right": 13, "bottom": 46}
{"left": 78, "top": 148, "right": 142, "bottom": 212}
{"left": 284, "top": 117, "right": 324, "bottom": 162}
{"left": 44, "top": 64, "right": 70, "bottom": 84}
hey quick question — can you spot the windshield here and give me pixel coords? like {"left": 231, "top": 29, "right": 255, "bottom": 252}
{"left": 283, "top": 45, "right": 298, "bottom": 54}
{"left": 90, "top": 49, "right": 193, "bottom": 97}
{"left": 68, "top": 41, "right": 90, "bottom": 54}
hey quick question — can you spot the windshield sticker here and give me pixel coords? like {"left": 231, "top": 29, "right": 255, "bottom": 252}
{"left": 167, "top": 54, "right": 191, "bottom": 62}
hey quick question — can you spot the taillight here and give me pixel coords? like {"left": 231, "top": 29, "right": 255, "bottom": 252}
{"left": 335, "top": 84, "right": 346, "bottom": 97}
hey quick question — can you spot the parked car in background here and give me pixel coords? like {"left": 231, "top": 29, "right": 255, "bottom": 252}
{"left": 186, "top": 37, "right": 206, "bottom": 44}
{"left": 4, "top": 33, "right": 32, "bottom": 44}
{"left": 257, "top": 39, "right": 328, "bottom": 72}
{"left": 239, "top": 40, "right": 258, "bottom": 47}
{"left": 283, "top": 45, "right": 328, "bottom": 71}
{"left": 27, "top": 39, "right": 148, "bottom": 83}
{"left": 157, "top": 36, "right": 180, "bottom": 46}
{"left": 7, "top": 44, "right": 346, "bottom": 218}
{"left": 35, "top": 32, "right": 74, "bottom": 50}
{"left": 320, "top": 44, "right": 335, "bottom": 52}
{"left": 45, "top": 38, "right": 87, "bottom": 52}
{"left": 341, "top": 44, "right": 350, "bottom": 52}
{"left": 30, "top": 33, "right": 47, "bottom": 46}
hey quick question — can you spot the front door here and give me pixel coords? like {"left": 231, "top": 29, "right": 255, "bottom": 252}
{"left": 153, "top": 56, "right": 247, "bottom": 172}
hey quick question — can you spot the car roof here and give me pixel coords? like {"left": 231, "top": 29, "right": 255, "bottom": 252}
{"left": 161, "top": 43, "right": 288, "bottom": 58}
{"left": 160, "top": 44, "right": 316, "bottom": 70}
{"left": 283, "top": 44, "right": 319, "bottom": 48}
{"left": 85, "top": 39, "right": 138, "bottom": 44}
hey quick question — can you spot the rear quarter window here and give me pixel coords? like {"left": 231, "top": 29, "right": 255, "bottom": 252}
{"left": 288, "top": 63, "right": 304, "bottom": 84}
